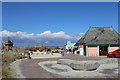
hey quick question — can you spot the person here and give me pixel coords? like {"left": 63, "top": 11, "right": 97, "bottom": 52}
{"left": 28, "top": 52, "right": 31, "bottom": 59}
{"left": 73, "top": 49, "right": 75, "bottom": 54}
{"left": 61, "top": 51, "right": 64, "bottom": 56}
{"left": 30, "top": 51, "right": 33, "bottom": 55}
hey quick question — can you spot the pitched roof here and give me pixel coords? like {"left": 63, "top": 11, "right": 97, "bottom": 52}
{"left": 75, "top": 27, "right": 120, "bottom": 46}
{"left": 4, "top": 40, "right": 13, "bottom": 45}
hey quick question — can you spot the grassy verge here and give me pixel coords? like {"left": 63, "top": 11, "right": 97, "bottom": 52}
{"left": 2, "top": 51, "right": 26, "bottom": 78}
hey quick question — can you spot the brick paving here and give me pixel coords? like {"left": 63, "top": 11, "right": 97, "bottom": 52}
{"left": 20, "top": 54, "right": 119, "bottom": 78}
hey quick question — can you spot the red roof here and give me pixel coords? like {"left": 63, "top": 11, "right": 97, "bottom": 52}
{"left": 90, "top": 27, "right": 112, "bottom": 28}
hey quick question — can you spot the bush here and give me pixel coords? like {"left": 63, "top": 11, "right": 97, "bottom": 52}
{"left": 2, "top": 51, "right": 26, "bottom": 78}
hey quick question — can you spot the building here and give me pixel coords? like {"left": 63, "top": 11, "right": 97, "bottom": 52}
{"left": 66, "top": 41, "right": 77, "bottom": 50}
{"left": 3, "top": 39, "right": 13, "bottom": 51}
{"left": 75, "top": 27, "right": 120, "bottom": 56}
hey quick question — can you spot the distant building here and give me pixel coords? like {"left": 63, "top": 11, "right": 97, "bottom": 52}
{"left": 75, "top": 27, "right": 120, "bottom": 56}
{"left": 3, "top": 39, "right": 13, "bottom": 51}
{"left": 66, "top": 41, "right": 77, "bottom": 50}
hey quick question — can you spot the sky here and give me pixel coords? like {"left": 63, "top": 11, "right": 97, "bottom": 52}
{"left": 2, "top": 2, "right": 119, "bottom": 47}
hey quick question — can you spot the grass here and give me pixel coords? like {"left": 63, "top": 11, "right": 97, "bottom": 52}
{"left": 2, "top": 51, "right": 26, "bottom": 78}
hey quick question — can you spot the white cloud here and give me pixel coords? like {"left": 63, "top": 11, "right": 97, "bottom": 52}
{"left": 41, "top": 30, "right": 51, "bottom": 35}
{"left": 53, "top": 31, "right": 65, "bottom": 35}
{"left": 1, "top": 30, "right": 84, "bottom": 46}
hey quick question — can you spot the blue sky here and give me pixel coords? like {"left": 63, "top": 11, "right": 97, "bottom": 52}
{"left": 3, "top": 2, "right": 118, "bottom": 34}
{"left": 2, "top": 2, "right": 119, "bottom": 46}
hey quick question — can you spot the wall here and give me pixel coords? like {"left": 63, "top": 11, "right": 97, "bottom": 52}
{"left": 109, "top": 45, "right": 120, "bottom": 52}
{"left": 86, "top": 45, "right": 99, "bottom": 56}
{"left": 79, "top": 45, "right": 84, "bottom": 55}
{"left": 66, "top": 41, "right": 76, "bottom": 49}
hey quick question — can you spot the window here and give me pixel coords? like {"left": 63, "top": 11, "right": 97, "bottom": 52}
{"left": 114, "top": 49, "right": 120, "bottom": 52}
{"left": 99, "top": 46, "right": 108, "bottom": 51}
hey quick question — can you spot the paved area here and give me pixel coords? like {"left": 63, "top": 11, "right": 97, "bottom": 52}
{"left": 10, "top": 59, "right": 26, "bottom": 78}
{"left": 19, "top": 54, "right": 119, "bottom": 78}
{"left": 39, "top": 61, "right": 118, "bottom": 78}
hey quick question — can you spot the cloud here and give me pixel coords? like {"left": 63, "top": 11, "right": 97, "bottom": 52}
{"left": 1, "top": 30, "right": 84, "bottom": 47}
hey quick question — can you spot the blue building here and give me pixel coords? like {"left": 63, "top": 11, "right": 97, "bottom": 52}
{"left": 66, "top": 41, "right": 77, "bottom": 50}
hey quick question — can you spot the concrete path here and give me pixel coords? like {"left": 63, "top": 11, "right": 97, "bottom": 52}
{"left": 11, "top": 53, "right": 118, "bottom": 78}
{"left": 10, "top": 59, "right": 26, "bottom": 78}
{"left": 39, "top": 61, "right": 118, "bottom": 78}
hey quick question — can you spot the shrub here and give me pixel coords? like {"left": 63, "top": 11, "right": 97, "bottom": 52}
{"left": 2, "top": 51, "right": 26, "bottom": 78}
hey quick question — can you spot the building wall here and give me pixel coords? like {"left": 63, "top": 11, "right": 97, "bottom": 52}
{"left": 109, "top": 45, "right": 120, "bottom": 52}
{"left": 66, "top": 41, "right": 76, "bottom": 49}
{"left": 79, "top": 45, "right": 120, "bottom": 56}
{"left": 79, "top": 45, "right": 84, "bottom": 55}
{"left": 86, "top": 45, "right": 98, "bottom": 56}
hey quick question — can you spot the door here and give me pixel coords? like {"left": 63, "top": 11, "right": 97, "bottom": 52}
{"left": 99, "top": 46, "right": 108, "bottom": 56}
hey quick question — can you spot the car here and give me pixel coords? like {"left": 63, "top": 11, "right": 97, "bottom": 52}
{"left": 107, "top": 49, "right": 120, "bottom": 58}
